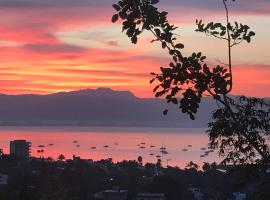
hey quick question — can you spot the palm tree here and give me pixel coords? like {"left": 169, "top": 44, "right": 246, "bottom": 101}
{"left": 37, "top": 149, "right": 44, "bottom": 158}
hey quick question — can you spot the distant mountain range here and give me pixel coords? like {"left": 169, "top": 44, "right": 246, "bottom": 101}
{"left": 0, "top": 87, "right": 264, "bottom": 127}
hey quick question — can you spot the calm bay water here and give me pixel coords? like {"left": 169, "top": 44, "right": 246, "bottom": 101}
{"left": 0, "top": 126, "right": 220, "bottom": 167}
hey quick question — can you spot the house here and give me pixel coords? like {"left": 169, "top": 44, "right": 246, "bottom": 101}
{"left": 94, "top": 187, "right": 128, "bottom": 200}
{"left": 72, "top": 155, "right": 93, "bottom": 165}
{"left": 232, "top": 192, "right": 246, "bottom": 200}
{"left": 136, "top": 193, "right": 166, "bottom": 200}
{"left": 188, "top": 187, "right": 204, "bottom": 200}
{"left": 0, "top": 174, "right": 8, "bottom": 185}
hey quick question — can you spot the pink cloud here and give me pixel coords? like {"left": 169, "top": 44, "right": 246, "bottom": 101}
{"left": 0, "top": 0, "right": 268, "bottom": 98}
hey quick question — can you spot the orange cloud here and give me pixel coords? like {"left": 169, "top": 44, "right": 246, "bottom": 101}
{"left": 231, "top": 65, "right": 270, "bottom": 97}
{"left": 0, "top": 1, "right": 268, "bottom": 98}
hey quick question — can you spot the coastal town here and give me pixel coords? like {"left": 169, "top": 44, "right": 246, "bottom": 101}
{"left": 0, "top": 0, "right": 269, "bottom": 199}
{"left": 0, "top": 140, "right": 269, "bottom": 200}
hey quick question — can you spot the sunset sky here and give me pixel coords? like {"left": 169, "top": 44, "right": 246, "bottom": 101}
{"left": 0, "top": 0, "right": 269, "bottom": 97}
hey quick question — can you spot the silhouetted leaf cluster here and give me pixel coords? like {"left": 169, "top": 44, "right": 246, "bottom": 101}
{"left": 112, "top": 0, "right": 234, "bottom": 120}
{"left": 112, "top": 0, "right": 270, "bottom": 168}
{"left": 196, "top": 20, "right": 255, "bottom": 46}
{"left": 112, "top": 0, "right": 174, "bottom": 45}
{"left": 208, "top": 96, "right": 270, "bottom": 166}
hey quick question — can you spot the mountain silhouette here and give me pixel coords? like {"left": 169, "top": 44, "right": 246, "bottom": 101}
{"left": 0, "top": 88, "right": 227, "bottom": 127}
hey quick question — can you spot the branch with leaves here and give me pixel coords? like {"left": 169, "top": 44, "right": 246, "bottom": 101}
{"left": 112, "top": 0, "right": 270, "bottom": 168}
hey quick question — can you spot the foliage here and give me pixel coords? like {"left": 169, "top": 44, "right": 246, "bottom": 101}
{"left": 5, "top": 156, "right": 269, "bottom": 199}
{"left": 196, "top": 19, "right": 255, "bottom": 45}
{"left": 202, "top": 162, "right": 218, "bottom": 172}
{"left": 209, "top": 96, "right": 270, "bottom": 165}
{"left": 112, "top": 0, "right": 270, "bottom": 167}
{"left": 58, "top": 154, "right": 66, "bottom": 161}
{"left": 185, "top": 161, "right": 199, "bottom": 170}
{"left": 137, "top": 156, "right": 143, "bottom": 165}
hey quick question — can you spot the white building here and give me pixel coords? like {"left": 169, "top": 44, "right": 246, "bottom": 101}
{"left": 136, "top": 193, "right": 166, "bottom": 200}
{"left": 94, "top": 187, "right": 128, "bottom": 200}
{"left": 0, "top": 174, "right": 8, "bottom": 185}
{"left": 232, "top": 192, "right": 246, "bottom": 200}
{"left": 188, "top": 187, "right": 204, "bottom": 200}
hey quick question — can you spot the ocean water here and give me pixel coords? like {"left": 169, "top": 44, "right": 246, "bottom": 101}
{"left": 0, "top": 126, "right": 220, "bottom": 167}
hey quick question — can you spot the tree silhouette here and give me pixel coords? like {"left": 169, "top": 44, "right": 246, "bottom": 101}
{"left": 58, "top": 154, "right": 66, "bottom": 161}
{"left": 112, "top": 0, "right": 270, "bottom": 168}
{"left": 37, "top": 149, "right": 44, "bottom": 158}
{"left": 137, "top": 155, "right": 143, "bottom": 165}
{"left": 202, "top": 162, "right": 211, "bottom": 172}
{"left": 185, "top": 161, "right": 199, "bottom": 170}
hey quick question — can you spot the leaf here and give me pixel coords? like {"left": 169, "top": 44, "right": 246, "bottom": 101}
{"left": 175, "top": 43, "right": 184, "bottom": 49}
{"left": 151, "top": 0, "right": 160, "bottom": 4}
{"left": 131, "top": 36, "right": 138, "bottom": 44}
{"left": 213, "top": 23, "right": 222, "bottom": 28}
{"left": 244, "top": 36, "right": 251, "bottom": 43}
{"left": 224, "top": 73, "right": 231, "bottom": 79}
{"left": 111, "top": 14, "right": 119, "bottom": 23}
{"left": 200, "top": 56, "right": 206, "bottom": 61}
{"left": 162, "top": 42, "right": 166, "bottom": 49}
{"left": 154, "top": 28, "right": 161, "bottom": 36}
{"left": 220, "top": 31, "right": 226, "bottom": 36}
{"left": 171, "top": 98, "right": 178, "bottom": 104}
{"left": 190, "top": 114, "right": 195, "bottom": 120}
{"left": 163, "top": 109, "right": 168, "bottom": 115}
{"left": 112, "top": 4, "right": 121, "bottom": 11}
{"left": 153, "top": 85, "right": 160, "bottom": 92}
{"left": 119, "top": 11, "right": 127, "bottom": 19}
{"left": 249, "top": 31, "right": 255, "bottom": 37}
{"left": 169, "top": 50, "right": 175, "bottom": 55}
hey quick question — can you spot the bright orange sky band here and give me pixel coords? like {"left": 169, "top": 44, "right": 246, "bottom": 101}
{"left": 0, "top": 0, "right": 269, "bottom": 97}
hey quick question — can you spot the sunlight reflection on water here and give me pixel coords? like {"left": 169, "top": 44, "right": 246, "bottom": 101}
{"left": 0, "top": 126, "right": 220, "bottom": 168}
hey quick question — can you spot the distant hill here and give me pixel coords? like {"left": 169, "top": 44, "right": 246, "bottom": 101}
{"left": 0, "top": 88, "right": 230, "bottom": 127}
